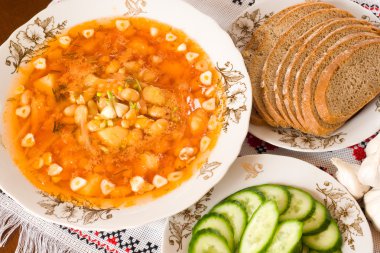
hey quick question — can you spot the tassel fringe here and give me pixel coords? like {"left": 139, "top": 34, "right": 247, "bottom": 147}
{"left": 0, "top": 208, "right": 75, "bottom": 253}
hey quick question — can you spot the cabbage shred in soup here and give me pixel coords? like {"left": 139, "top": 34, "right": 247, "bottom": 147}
{"left": 4, "top": 17, "right": 223, "bottom": 208}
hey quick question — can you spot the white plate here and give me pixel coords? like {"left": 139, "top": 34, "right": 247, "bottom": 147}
{"left": 228, "top": 0, "right": 380, "bottom": 152}
{"left": 162, "top": 154, "right": 373, "bottom": 253}
{"left": 0, "top": 0, "right": 251, "bottom": 230}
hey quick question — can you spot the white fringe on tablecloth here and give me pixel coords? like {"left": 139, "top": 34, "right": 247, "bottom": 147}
{"left": 0, "top": 192, "right": 96, "bottom": 253}
{"left": 0, "top": 207, "right": 74, "bottom": 253}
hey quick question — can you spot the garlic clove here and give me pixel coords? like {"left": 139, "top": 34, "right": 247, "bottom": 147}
{"left": 70, "top": 177, "right": 87, "bottom": 191}
{"left": 150, "top": 27, "right": 158, "bottom": 37}
{"left": 33, "top": 58, "right": 46, "bottom": 70}
{"left": 165, "top": 32, "right": 177, "bottom": 42}
{"left": 331, "top": 158, "right": 370, "bottom": 199}
{"left": 82, "top": 29, "right": 95, "bottom": 39}
{"left": 179, "top": 147, "right": 196, "bottom": 161}
{"left": 199, "top": 71, "right": 212, "bottom": 86}
{"left": 358, "top": 148, "right": 380, "bottom": 188}
{"left": 115, "top": 20, "right": 130, "bottom": 31}
{"left": 152, "top": 175, "right": 168, "bottom": 188}
{"left": 364, "top": 188, "right": 380, "bottom": 231}
{"left": 185, "top": 52, "right": 199, "bottom": 62}
{"left": 202, "top": 98, "right": 216, "bottom": 111}
{"left": 100, "top": 179, "right": 115, "bottom": 195}
{"left": 48, "top": 163, "right": 63, "bottom": 176}
{"left": 365, "top": 134, "right": 380, "bottom": 155}
{"left": 114, "top": 103, "right": 129, "bottom": 118}
{"left": 15, "top": 105, "right": 31, "bottom": 119}
{"left": 177, "top": 43, "right": 187, "bottom": 52}
{"left": 100, "top": 105, "right": 117, "bottom": 119}
{"left": 200, "top": 136, "right": 211, "bottom": 153}
{"left": 59, "top": 36, "right": 71, "bottom": 47}
{"left": 21, "top": 133, "right": 35, "bottom": 148}
{"left": 130, "top": 176, "right": 145, "bottom": 193}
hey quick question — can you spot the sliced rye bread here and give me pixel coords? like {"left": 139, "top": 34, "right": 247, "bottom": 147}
{"left": 242, "top": 4, "right": 301, "bottom": 126}
{"left": 260, "top": 8, "right": 353, "bottom": 128}
{"left": 277, "top": 19, "right": 373, "bottom": 131}
{"left": 293, "top": 25, "right": 380, "bottom": 131}
{"left": 301, "top": 35, "right": 380, "bottom": 136}
{"left": 273, "top": 22, "right": 326, "bottom": 130}
{"left": 315, "top": 40, "right": 380, "bottom": 124}
{"left": 296, "top": 25, "right": 379, "bottom": 133}
{"left": 242, "top": 2, "right": 334, "bottom": 127}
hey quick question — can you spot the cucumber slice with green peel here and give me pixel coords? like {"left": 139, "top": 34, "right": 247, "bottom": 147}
{"left": 280, "top": 187, "right": 315, "bottom": 221}
{"left": 238, "top": 201, "right": 279, "bottom": 253}
{"left": 255, "top": 184, "right": 291, "bottom": 214}
{"left": 303, "top": 201, "right": 331, "bottom": 235}
{"left": 266, "top": 220, "right": 303, "bottom": 253}
{"left": 293, "top": 242, "right": 303, "bottom": 253}
{"left": 211, "top": 200, "right": 247, "bottom": 245}
{"left": 303, "top": 220, "right": 342, "bottom": 252}
{"left": 189, "top": 228, "right": 231, "bottom": 253}
{"left": 192, "top": 213, "right": 234, "bottom": 251}
{"left": 227, "top": 188, "right": 264, "bottom": 218}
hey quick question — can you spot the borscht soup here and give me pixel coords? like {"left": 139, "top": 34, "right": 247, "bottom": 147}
{"left": 3, "top": 17, "right": 223, "bottom": 208}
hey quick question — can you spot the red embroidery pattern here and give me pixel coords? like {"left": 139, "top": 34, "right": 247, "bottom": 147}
{"left": 349, "top": 132, "right": 378, "bottom": 161}
{"left": 247, "top": 133, "right": 277, "bottom": 153}
{"left": 352, "top": 146, "right": 367, "bottom": 161}
{"left": 69, "top": 228, "right": 125, "bottom": 253}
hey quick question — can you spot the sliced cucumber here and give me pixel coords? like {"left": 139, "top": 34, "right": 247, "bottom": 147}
{"left": 266, "top": 220, "right": 303, "bottom": 253}
{"left": 239, "top": 201, "right": 279, "bottom": 253}
{"left": 303, "top": 220, "right": 342, "bottom": 252}
{"left": 192, "top": 213, "right": 234, "bottom": 251}
{"left": 293, "top": 242, "right": 303, "bottom": 253}
{"left": 189, "top": 228, "right": 231, "bottom": 253}
{"left": 228, "top": 188, "right": 264, "bottom": 218}
{"left": 303, "top": 201, "right": 331, "bottom": 235}
{"left": 280, "top": 187, "right": 315, "bottom": 221}
{"left": 255, "top": 184, "right": 291, "bottom": 214}
{"left": 211, "top": 200, "right": 247, "bottom": 245}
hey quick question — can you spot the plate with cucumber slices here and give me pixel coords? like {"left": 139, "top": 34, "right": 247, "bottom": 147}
{"left": 162, "top": 154, "right": 373, "bottom": 253}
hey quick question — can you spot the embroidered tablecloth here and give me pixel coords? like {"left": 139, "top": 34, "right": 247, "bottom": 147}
{"left": 1, "top": 0, "right": 380, "bottom": 252}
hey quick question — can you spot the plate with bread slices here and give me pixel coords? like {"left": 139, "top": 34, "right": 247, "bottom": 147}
{"left": 162, "top": 155, "right": 373, "bottom": 253}
{"left": 229, "top": 0, "right": 380, "bottom": 152}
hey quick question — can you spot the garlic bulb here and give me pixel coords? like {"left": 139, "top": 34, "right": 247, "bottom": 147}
{"left": 358, "top": 135, "right": 380, "bottom": 188}
{"left": 331, "top": 158, "right": 370, "bottom": 199}
{"left": 364, "top": 188, "right": 380, "bottom": 231}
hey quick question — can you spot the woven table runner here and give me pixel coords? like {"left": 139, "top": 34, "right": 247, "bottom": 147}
{"left": 1, "top": 0, "right": 380, "bottom": 252}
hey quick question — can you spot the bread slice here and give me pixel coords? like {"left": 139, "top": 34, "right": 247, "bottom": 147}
{"left": 243, "top": 4, "right": 301, "bottom": 126}
{"left": 315, "top": 40, "right": 380, "bottom": 124}
{"left": 243, "top": 2, "right": 334, "bottom": 127}
{"left": 261, "top": 8, "right": 353, "bottom": 128}
{"left": 277, "top": 19, "right": 372, "bottom": 131}
{"left": 293, "top": 25, "right": 380, "bottom": 132}
{"left": 301, "top": 35, "right": 380, "bottom": 136}
{"left": 273, "top": 22, "right": 326, "bottom": 129}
